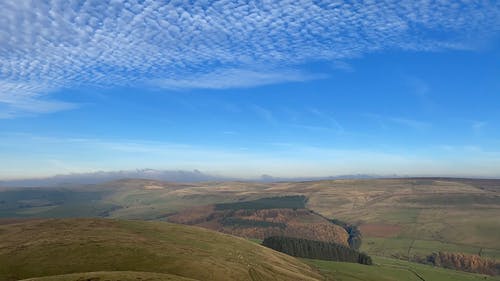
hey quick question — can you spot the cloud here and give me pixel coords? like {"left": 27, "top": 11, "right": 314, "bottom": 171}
{"left": 153, "top": 68, "right": 323, "bottom": 89}
{"left": 404, "top": 76, "right": 435, "bottom": 110}
{"left": 364, "top": 113, "right": 431, "bottom": 131}
{"left": 1, "top": 0, "right": 499, "bottom": 116}
{"left": 472, "top": 121, "right": 487, "bottom": 134}
{"left": 251, "top": 104, "right": 277, "bottom": 125}
{"left": 330, "top": 61, "right": 355, "bottom": 72}
{"left": 388, "top": 117, "right": 431, "bottom": 131}
{"left": 308, "top": 108, "right": 344, "bottom": 134}
{"left": 0, "top": 81, "right": 76, "bottom": 118}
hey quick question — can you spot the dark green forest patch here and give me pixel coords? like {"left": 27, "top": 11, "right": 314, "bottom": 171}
{"left": 262, "top": 236, "right": 372, "bottom": 265}
{"left": 221, "top": 217, "right": 286, "bottom": 229}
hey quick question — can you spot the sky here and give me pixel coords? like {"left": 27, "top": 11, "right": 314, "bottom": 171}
{"left": 1, "top": 0, "right": 500, "bottom": 180}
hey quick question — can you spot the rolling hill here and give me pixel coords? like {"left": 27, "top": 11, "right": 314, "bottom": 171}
{"left": 0, "top": 218, "right": 322, "bottom": 281}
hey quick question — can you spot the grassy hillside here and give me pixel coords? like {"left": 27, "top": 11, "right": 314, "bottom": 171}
{"left": 214, "top": 195, "right": 307, "bottom": 210}
{"left": 0, "top": 218, "right": 322, "bottom": 281}
{"left": 0, "top": 188, "right": 118, "bottom": 218}
{"left": 303, "top": 256, "right": 500, "bottom": 281}
{"left": 20, "top": 271, "right": 197, "bottom": 281}
{"left": 301, "top": 179, "right": 500, "bottom": 260}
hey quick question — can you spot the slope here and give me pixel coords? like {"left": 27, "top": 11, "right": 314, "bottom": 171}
{"left": 20, "top": 271, "right": 197, "bottom": 281}
{"left": 304, "top": 256, "right": 500, "bottom": 281}
{"left": 0, "top": 218, "right": 322, "bottom": 281}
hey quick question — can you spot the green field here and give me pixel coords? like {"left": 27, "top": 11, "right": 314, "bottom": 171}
{"left": 303, "top": 256, "right": 500, "bottom": 281}
{"left": 305, "top": 179, "right": 500, "bottom": 261}
{"left": 362, "top": 237, "right": 500, "bottom": 260}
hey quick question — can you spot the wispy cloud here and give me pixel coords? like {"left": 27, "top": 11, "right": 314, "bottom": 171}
{"left": 330, "top": 61, "right": 355, "bottom": 73}
{"left": 250, "top": 105, "right": 277, "bottom": 125}
{"left": 308, "top": 108, "right": 344, "bottom": 134}
{"left": 1, "top": 1, "right": 499, "bottom": 116}
{"left": 0, "top": 81, "right": 76, "bottom": 118}
{"left": 404, "top": 76, "right": 435, "bottom": 110}
{"left": 153, "top": 68, "right": 323, "bottom": 90}
{"left": 472, "top": 121, "right": 487, "bottom": 134}
{"left": 388, "top": 117, "right": 431, "bottom": 131}
{"left": 365, "top": 113, "right": 431, "bottom": 131}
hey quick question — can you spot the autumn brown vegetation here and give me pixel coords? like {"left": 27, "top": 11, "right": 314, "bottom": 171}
{"left": 418, "top": 251, "right": 500, "bottom": 276}
{"left": 167, "top": 196, "right": 350, "bottom": 246}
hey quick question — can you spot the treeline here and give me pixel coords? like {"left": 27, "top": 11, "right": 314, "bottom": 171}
{"left": 262, "top": 236, "right": 372, "bottom": 265}
{"left": 221, "top": 217, "right": 286, "bottom": 229}
{"left": 419, "top": 252, "right": 500, "bottom": 276}
{"left": 215, "top": 195, "right": 307, "bottom": 211}
{"left": 330, "top": 218, "right": 362, "bottom": 250}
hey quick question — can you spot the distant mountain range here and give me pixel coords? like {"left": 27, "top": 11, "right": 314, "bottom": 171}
{"left": 257, "top": 174, "right": 381, "bottom": 182}
{"left": 0, "top": 169, "right": 224, "bottom": 187}
{"left": 0, "top": 169, "right": 382, "bottom": 187}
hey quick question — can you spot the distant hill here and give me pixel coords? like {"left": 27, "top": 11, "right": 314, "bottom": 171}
{"left": 258, "top": 174, "right": 380, "bottom": 182}
{"left": 0, "top": 218, "right": 322, "bottom": 281}
{"left": 0, "top": 169, "right": 225, "bottom": 187}
{"left": 0, "top": 169, "right": 382, "bottom": 187}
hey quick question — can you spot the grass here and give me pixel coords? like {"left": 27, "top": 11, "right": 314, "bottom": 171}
{"left": 400, "top": 194, "right": 500, "bottom": 205}
{"left": 362, "top": 237, "right": 414, "bottom": 257}
{"left": 0, "top": 188, "right": 115, "bottom": 218}
{"left": 214, "top": 195, "right": 307, "bottom": 211}
{"left": 361, "top": 237, "right": 490, "bottom": 258}
{"left": 248, "top": 238, "right": 263, "bottom": 244}
{"left": 303, "top": 256, "right": 500, "bottom": 281}
{"left": 304, "top": 179, "right": 500, "bottom": 261}
{"left": 20, "top": 271, "right": 197, "bottom": 281}
{"left": 0, "top": 218, "right": 322, "bottom": 281}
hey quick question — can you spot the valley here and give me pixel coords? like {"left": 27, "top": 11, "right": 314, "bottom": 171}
{"left": 1, "top": 178, "right": 499, "bottom": 280}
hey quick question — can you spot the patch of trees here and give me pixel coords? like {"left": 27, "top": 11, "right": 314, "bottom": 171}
{"left": 262, "top": 236, "right": 372, "bottom": 265}
{"left": 221, "top": 217, "right": 286, "bottom": 229}
{"left": 418, "top": 252, "right": 500, "bottom": 276}
{"left": 330, "top": 218, "right": 362, "bottom": 250}
{"left": 215, "top": 195, "right": 307, "bottom": 211}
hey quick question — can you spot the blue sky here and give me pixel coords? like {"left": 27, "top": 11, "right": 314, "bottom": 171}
{"left": 1, "top": 0, "right": 500, "bottom": 179}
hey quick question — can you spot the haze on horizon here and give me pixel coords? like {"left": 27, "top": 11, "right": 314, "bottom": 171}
{"left": 1, "top": 1, "right": 500, "bottom": 180}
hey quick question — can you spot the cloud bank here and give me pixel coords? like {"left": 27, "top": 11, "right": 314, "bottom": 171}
{"left": 1, "top": 0, "right": 499, "bottom": 116}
